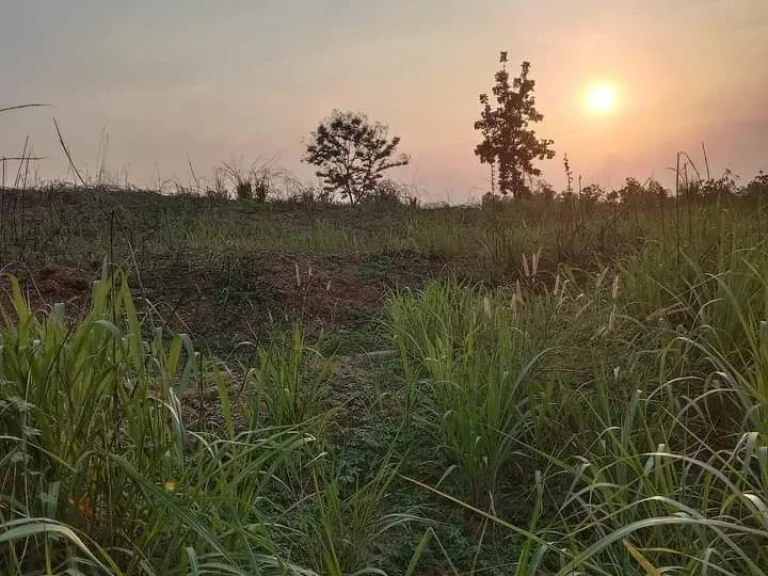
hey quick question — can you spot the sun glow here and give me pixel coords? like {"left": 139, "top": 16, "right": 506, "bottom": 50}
{"left": 585, "top": 82, "right": 618, "bottom": 115}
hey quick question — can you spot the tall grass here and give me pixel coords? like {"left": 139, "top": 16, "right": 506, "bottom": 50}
{"left": 389, "top": 283, "right": 552, "bottom": 503}
{"left": 243, "top": 324, "right": 336, "bottom": 431}
{"left": 0, "top": 269, "right": 417, "bottom": 575}
{"left": 389, "top": 234, "right": 768, "bottom": 574}
{"left": 296, "top": 459, "right": 419, "bottom": 575}
{"left": 4, "top": 191, "right": 768, "bottom": 574}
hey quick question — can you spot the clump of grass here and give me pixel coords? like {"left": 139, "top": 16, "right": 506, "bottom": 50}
{"left": 392, "top": 237, "right": 768, "bottom": 574}
{"left": 296, "top": 459, "right": 418, "bottom": 575}
{"left": 243, "top": 324, "right": 336, "bottom": 432}
{"left": 0, "top": 271, "right": 320, "bottom": 574}
{"left": 389, "top": 283, "right": 553, "bottom": 503}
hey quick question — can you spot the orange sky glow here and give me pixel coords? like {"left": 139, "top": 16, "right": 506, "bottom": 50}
{"left": 1, "top": 0, "right": 767, "bottom": 202}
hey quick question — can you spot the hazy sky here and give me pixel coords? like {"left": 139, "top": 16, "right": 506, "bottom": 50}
{"left": 2, "top": 0, "right": 767, "bottom": 202}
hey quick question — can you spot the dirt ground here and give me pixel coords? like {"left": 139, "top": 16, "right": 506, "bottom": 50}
{"left": 0, "top": 250, "right": 446, "bottom": 349}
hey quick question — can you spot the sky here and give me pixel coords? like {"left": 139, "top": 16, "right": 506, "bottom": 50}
{"left": 1, "top": 0, "right": 767, "bottom": 203}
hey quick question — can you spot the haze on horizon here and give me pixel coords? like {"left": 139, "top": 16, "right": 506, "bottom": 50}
{"left": 1, "top": 0, "right": 767, "bottom": 203}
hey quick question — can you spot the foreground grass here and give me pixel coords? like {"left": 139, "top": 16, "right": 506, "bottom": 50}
{"left": 389, "top": 245, "right": 768, "bottom": 573}
{"left": 2, "top": 192, "right": 768, "bottom": 574}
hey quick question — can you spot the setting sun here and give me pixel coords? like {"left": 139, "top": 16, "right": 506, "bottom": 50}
{"left": 585, "top": 82, "right": 618, "bottom": 115}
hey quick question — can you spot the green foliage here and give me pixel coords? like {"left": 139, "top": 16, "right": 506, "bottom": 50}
{"left": 5, "top": 187, "right": 768, "bottom": 575}
{"left": 388, "top": 235, "right": 768, "bottom": 574}
{"left": 296, "top": 460, "right": 417, "bottom": 575}
{"left": 244, "top": 324, "right": 336, "bottom": 431}
{"left": 390, "top": 283, "right": 559, "bottom": 503}
{"left": 0, "top": 273, "right": 309, "bottom": 574}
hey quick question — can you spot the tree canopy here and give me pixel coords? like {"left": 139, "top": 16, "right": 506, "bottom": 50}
{"left": 303, "top": 110, "right": 409, "bottom": 204}
{"left": 475, "top": 53, "right": 555, "bottom": 198}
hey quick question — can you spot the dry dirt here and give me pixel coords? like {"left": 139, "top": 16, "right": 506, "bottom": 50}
{"left": 0, "top": 251, "right": 444, "bottom": 349}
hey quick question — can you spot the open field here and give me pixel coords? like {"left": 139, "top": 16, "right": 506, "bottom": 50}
{"left": 2, "top": 187, "right": 768, "bottom": 575}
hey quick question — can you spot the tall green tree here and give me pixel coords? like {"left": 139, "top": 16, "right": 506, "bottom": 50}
{"left": 474, "top": 53, "right": 555, "bottom": 198}
{"left": 303, "top": 110, "right": 409, "bottom": 204}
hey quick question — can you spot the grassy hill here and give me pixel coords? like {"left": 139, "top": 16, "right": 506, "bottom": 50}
{"left": 1, "top": 186, "right": 768, "bottom": 575}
